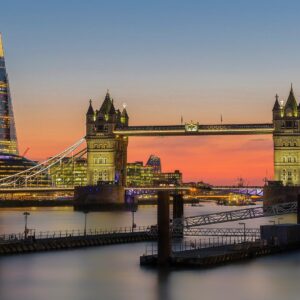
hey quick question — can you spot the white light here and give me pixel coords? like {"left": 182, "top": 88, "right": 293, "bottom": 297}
{"left": 123, "top": 103, "right": 127, "bottom": 109}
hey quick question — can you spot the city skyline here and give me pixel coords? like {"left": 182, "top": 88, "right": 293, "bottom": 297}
{"left": 2, "top": 0, "right": 300, "bottom": 184}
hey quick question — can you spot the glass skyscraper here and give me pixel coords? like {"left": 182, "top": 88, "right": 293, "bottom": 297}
{"left": 0, "top": 33, "right": 18, "bottom": 155}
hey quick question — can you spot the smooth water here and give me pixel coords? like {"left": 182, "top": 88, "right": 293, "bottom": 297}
{"left": 0, "top": 203, "right": 299, "bottom": 300}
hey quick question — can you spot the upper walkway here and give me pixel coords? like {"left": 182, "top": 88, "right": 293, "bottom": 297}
{"left": 114, "top": 123, "right": 274, "bottom": 136}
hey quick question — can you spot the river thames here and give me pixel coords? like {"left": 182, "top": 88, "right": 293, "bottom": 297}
{"left": 1, "top": 203, "right": 300, "bottom": 300}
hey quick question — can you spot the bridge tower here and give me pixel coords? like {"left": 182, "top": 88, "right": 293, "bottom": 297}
{"left": 273, "top": 85, "right": 300, "bottom": 186}
{"left": 85, "top": 91, "right": 129, "bottom": 186}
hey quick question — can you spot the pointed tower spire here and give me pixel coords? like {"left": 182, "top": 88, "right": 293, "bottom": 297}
{"left": 0, "top": 33, "right": 18, "bottom": 154}
{"left": 87, "top": 99, "right": 94, "bottom": 115}
{"left": 100, "top": 90, "right": 113, "bottom": 114}
{"left": 285, "top": 84, "right": 298, "bottom": 115}
{"left": 273, "top": 94, "right": 280, "bottom": 111}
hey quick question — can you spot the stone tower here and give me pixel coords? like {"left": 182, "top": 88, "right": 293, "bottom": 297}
{"left": 86, "top": 91, "right": 129, "bottom": 186}
{"left": 273, "top": 85, "right": 300, "bottom": 186}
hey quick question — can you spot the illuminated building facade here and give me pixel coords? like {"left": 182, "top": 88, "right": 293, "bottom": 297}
{"left": 0, "top": 154, "right": 36, "bottom": 179}
{"left": 273, "top": 85, "right": 300, "bottom": 185}
{"left": 86, "top": 91, "right": 129, "bottom": 185}
{"left": 48, "top": 157, "right": 87, "bottom": 187}
{"left": 126, "top": 161, "right": 154, "bottom": 186}
{"left": 0, "top": 34, "right": 18, "bottom": 155}
{"left": 153, "top": 170, "right": 182, "bottom": 186}
{"left": 126, "top": 156, "right": 182, "bottom": 187}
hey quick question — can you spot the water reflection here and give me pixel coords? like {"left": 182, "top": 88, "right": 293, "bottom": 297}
{"left": 157, "top": 268, "right": 171, "bottom": 300}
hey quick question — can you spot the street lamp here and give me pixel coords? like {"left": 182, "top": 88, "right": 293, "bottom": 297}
{"left": 239, "top": 222, "right": 246, "bottom": 242}
{"left": 23, "top": 212, "right": 30, "bottom": 239}
{"left": 83, "top": 211, "right": 89, "bottom": 236}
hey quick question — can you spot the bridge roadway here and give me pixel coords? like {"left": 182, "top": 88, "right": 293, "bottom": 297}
{"left": 0, "top": 185, "right": 262, "bottom": 193}
{"left": 114, "top": 123, "right": 274, "bottom": 136}
{"left": 0, "top": 186, "right": 191, "bottom": 193}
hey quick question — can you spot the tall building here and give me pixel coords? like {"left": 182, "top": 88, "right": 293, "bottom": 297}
{"left": 86, "top": 91, "right": 129, "bottom": 185}
{"left": 0, "top": 33, "right": 18, "bottom": 155}
{"left": 273, "top": 85, "right": 300, "bottom": 185}
{"left": 146, "top": 154, "right": 161, "bottom": 173}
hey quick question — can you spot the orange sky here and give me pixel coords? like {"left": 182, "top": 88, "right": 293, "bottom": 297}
{"left": 127, "top": 135, "right": 273, "bottom": 185}
{"left": 13, "top": 90, "right": 275, "bottom": 186}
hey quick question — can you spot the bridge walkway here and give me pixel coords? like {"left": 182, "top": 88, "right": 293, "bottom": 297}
{"left": 182, "top": 201, "right": 297, "bottom": 227}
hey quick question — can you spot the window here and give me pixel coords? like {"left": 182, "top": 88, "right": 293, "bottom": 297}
{"left": 286, "top": 121, "right": 293, "bottom": 128}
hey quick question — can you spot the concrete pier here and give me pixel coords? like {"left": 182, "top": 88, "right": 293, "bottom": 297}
{"left": 173, "top": 194, "right": 183, "bottom": 219}
{"left": 157, "top": 191, "right": 170, "bottom": 266}
{"left": 173, "top": 193, "right": 184, "bottom": 237}
{"left": 74, "top": 184, "right": 126, "bottom": 211}
{"left": 297, "top": 195, "right": 300, "bottom": 224}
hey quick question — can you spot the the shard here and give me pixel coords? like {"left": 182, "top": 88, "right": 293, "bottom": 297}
{"left": 0, "top": 33, "right": 18, "bottom": 155}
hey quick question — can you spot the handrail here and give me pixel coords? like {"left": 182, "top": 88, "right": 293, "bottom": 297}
{"left": 0, "top": 225, "right": 152, "bottom": 243}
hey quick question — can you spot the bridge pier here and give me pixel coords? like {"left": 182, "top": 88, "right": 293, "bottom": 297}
{"left": 73, "top": 184, "right": 127, "bottom": 211}
{"left": 297, "top": 195, "right": 300, "bottom": 225}
{"left": 157, "top": 191, "right": 170, "bottom": 266}
{"left": 172, "top": 193, "right": 184, "bottom": 237}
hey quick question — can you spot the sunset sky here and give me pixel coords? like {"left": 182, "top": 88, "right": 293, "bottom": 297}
{"left": 1, "top": 0, "right": 300, "bottom": 184}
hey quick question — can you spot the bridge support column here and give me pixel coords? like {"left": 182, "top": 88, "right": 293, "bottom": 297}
{"left": 297, "top": 195, "right": 300, "bottom": 225}
{"left": 157, "top": 191, "right": 170, "bottom": 266}
{"left": 173, "top": 194, "right": 184, "bottom": 238}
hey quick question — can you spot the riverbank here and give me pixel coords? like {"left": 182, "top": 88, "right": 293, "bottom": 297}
{"left": 0, "top": 200, "right": 74, "bottom": 207}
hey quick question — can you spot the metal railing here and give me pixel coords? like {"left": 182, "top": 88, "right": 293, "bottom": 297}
{"left": 144, "top": 235, "right": 259, "bottom": 256}
{"left": 0, "top": 226, "right": 152, "bottom": 243}
{"left": 183, "top": 227, "right": 260, "bottom": 237}
{"left": 182, "top": 201, "right": 297, "bottom": 227}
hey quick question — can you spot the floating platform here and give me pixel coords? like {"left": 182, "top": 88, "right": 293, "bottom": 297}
{"left": 140, "top": 240, "right": 300, "bottom": 269}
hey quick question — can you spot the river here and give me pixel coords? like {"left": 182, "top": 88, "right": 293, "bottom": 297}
{"left": 0, "top": 202, "right": 299, "bottom": 300}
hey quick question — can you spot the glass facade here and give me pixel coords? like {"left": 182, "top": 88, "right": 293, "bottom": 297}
{"left": 0, "top": 34, "right": 18, "bottom": 155}
{"left": 48, "top": 157, "right": 87, "bottom": 187}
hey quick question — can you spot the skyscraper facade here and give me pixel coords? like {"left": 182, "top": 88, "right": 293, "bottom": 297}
{"left": 146, "top": 154, "right": 161, "bottom": 173}
{"left": 0, "top": 33, "right": 18, "bottom": 155}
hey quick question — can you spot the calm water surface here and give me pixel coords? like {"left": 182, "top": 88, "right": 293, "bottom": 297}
{"left": 0, "top": 203, "right": 299, "bottom": 300}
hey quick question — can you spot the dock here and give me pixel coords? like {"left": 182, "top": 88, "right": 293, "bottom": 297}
{"left": 140, "top": 240, "right": 300, "bottom": 268}
{"left": 0, "top": 227, "right": 156, "bottom": 255}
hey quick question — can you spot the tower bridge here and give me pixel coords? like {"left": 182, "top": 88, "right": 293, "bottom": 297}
{"left": 85, "top": 86, "right": 300, "bottom": 190}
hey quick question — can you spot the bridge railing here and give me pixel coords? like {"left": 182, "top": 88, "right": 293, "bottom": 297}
{"left": 144, "top": 235, "right": 260, "bottom": 256}
{"left": 0, "top": 225, "right": 152, "bottom": 243}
